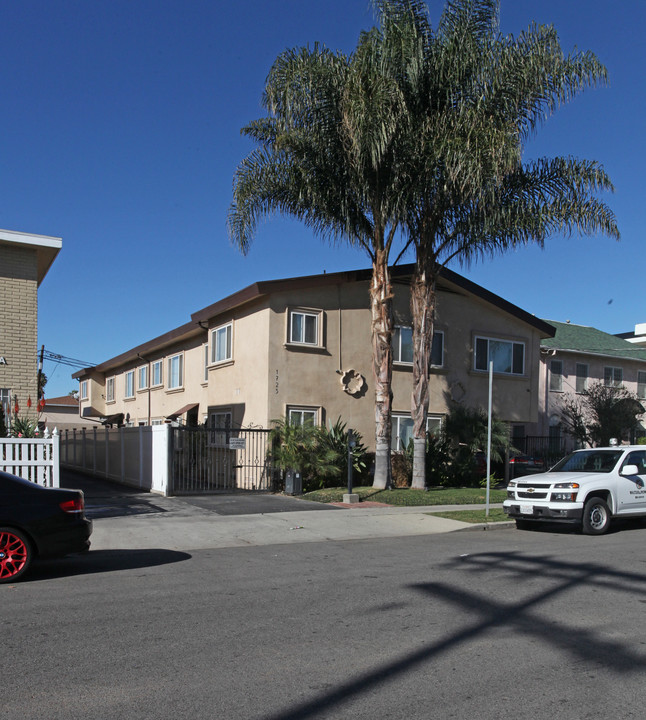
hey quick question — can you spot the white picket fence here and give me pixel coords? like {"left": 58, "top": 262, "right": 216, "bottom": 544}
{"left": 0, "top": 430, "right": 60, "bottom": 487}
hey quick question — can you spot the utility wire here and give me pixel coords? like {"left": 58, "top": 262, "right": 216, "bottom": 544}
{"left": 41, "top": 350, "right": 95, "bottom": 369}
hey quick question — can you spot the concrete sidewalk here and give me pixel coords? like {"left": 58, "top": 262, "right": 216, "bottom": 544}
{"left": 62, "top": 471, "right": 512, "bottom": 552}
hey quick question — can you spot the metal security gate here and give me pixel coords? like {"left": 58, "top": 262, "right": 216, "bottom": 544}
{"left": 170, "top": 426, "right": 276, "bottom": 494}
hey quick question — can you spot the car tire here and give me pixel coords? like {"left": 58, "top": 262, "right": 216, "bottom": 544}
{"left": 0, "top": 527, "right": 33, "bottom": 583}
{"left": 515, "top": 519, "right": 534, "bottom": 530}
{"left": 582, "top": 498, "right": 611, "bottom": 535}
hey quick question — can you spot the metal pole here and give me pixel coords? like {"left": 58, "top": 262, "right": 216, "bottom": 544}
{"left": 486, "top": 360, "right": 493, "bottom": 517}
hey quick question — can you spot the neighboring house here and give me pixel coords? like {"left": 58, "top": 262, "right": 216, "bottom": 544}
{"left": 73, "top": 264, "right": 555, "bottom": 451}
{"left": 616, "top": 323, "right": 646, "bottom": 348}
{"left": 0, "top": 228, "right": 62, "bottom": 425}
{"left": 525, "top": 320, "right": 646, "bottom": 452}
{"left": 39, "top": 395, "right": 97, "bottom": 432}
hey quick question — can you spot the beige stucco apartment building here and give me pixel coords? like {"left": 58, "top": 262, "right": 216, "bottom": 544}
{"left": 0, "top": 228, "right": 61, "bottom": 424}
{"left": 74, "top": 265, "right": 554, "bottom": 450}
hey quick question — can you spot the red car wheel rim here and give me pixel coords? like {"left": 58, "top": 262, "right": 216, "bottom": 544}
{"left": 0, "top": 531, "right": 28, "bottom": 579}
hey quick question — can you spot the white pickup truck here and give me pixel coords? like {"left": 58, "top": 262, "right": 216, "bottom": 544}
{"left": 503, "top": 446, "right": 646, "bottom": 535}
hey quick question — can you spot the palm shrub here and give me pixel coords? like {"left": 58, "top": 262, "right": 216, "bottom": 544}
{"left": 270, "top": 418, "right": 343, "bottom": 492}
{"left": 443, "top": 404, "right": 511, "bottom": 487}
{"left": 323, "top": 418, "right": 370, "bottom": 485}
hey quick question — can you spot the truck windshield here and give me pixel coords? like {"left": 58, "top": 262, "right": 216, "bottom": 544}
{"left": 550, "top": 450, "right": 623, "bottom": 473}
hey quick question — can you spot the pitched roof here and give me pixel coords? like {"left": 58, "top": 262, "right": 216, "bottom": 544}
{"left": 541, "top": 320, "right": 646, "bottom": 362}
{"left": 74, "top": 264, "right": 554, "bottom": 378}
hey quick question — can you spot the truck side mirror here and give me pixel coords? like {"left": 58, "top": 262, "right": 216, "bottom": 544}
{"left": 621, "top": 464, "right": 639, "bottom": 477}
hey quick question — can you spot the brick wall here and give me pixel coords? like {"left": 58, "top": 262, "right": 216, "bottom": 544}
{"left": 0, "top": 244, "right": 39, "bottom": 420}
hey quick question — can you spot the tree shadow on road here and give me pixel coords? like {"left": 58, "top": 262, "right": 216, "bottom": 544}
{"left": 262, "top": 550, "right": 646, "bottom": 719}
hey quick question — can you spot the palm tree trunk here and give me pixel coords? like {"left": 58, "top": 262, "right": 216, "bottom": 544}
{"left": 371, "top": 249, "right": 393, "bottom": 489}
{"left": 410, "top": 256, "right": 437, "bottom": 489}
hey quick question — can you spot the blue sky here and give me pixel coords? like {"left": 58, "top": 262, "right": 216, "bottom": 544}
{"left": 1, "top": 0, "right": 644, "bottom": 398}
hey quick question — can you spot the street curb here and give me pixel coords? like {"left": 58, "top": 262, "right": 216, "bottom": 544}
{"left": 452, "top": 520, "right": 516, "bottom": 532}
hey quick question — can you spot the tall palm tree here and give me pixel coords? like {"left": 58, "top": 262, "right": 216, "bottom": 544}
{"left": 228, "top": 37, "right": 410, "bottom": 488}
{"left": 373, "top": 0, "right": 619, "bottom": 487}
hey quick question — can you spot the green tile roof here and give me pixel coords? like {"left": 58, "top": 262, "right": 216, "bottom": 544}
{"left": 541, "top": 320, "right": 646, "bottom": 362}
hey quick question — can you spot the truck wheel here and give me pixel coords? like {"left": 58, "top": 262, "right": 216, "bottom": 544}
{"left": 582, "top": 498, "right": 611, "bottom": 535}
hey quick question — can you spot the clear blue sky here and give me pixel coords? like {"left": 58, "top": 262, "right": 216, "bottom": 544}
{"left": 1, "top": 0, "right": 643, "bottom": 398}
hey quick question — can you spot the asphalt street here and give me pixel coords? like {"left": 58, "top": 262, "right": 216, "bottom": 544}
{"left": 4, "top": 481, "right": 646, "bottom": 720}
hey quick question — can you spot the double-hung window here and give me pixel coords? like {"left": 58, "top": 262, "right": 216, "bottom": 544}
{"left": 638, "top": 371, "right": 646, "bottom": 399}
{"left": 151, "top": 360, "right": 162, "bottom": 387}
{"left": 80, "top": 380, "right": 88, "bottom": 400}
{"left": 124, "top": 370, "right": 135, "bottom": 399}
{"left": 475, "top": 336, "right": 524, "bottom": 375}
{"left": 393, "top": 326, "right": 444, "bottom": 368}
{"left": 287, "top": 406, "right": 318, "bottom": 426}
{"left": 211, "top": 323, "right": 233, "bottom": 364}
{"left": 289, "top": 310, "right": 319, "bottom": 345}
{"left": 138, "top": 365, "right": 148, "bottom": 390}
{"left": 106, "top": 377, "right": 115, "bottom": 403}
{"left": 604, "top": 366, "right": 623, "bottom": 387}
{"left": 549, "top": 360, "right": 563, "bottom": 392}
{"left": 576, "top": 363, "right": 588, "bottom": 394}
{"left": 168, "top": 354, "right": 183, "bottom": 390}
{"left": 392, "top": 414, "right": 443, "bottom": 450}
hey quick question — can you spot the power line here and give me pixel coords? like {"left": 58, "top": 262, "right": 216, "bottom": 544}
{"left": 41, "top": 350, "right": 95, "bottom": 369}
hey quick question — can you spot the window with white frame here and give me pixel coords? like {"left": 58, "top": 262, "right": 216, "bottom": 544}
{"left": 167, "top": 353, "right": 183, "bottom": 390}
{"left": 106, "top": 377, "right": 115, "bottom": 403}
{"left": 0, "top": 389, "right": 11, "bottom": 420}
{"left": 576, "top": 363, "right": 588, "bottom": 394}
{"left": 392, "top": 414, "right": 443, "bottom": 450}
{"left": 638, "top": 371, "right": 646, "bottom": 399}
{"left": 203, "top": 343, "right": 209, "bottom": 382}
{"left": 287, "top": 406, "right": 318, "bottom": 426}
{"left": 211, "top": 323, "right": 232, "bottom": 364}
{"left": 138, "top": 365, "right": 148, "bottom": 390}
{"left": 289, "top": 309, "right": 320, "bottom": 346}
{"left": 393, "top": 326, "right": 413, "bottom": 363}
{"left": 474, "top": 336, "right": 524, "bottom": 375}
{"left": 549, "top": 360, "right": 563, "bottom": 392}
{"left": 604, "top": 366, "right": 623, "bottom": 387}
{"left": 124, "top": 370, "right": 135, "bottom": 398}
{"left": 393, "top": 326, "right": 444, "bottom": 367}
{"left": 209, "top": 410, "right": 232, "bottom": 446}
{"left": 80, "top": 380, "right": 88, "bottom": 400}
{"left": 151, "top": 360, "right": 162, "bottom": 387}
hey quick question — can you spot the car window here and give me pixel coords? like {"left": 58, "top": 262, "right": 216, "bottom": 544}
{"left": 622, "top": 451, "right": 646, "bottom": 474}
{"left": 551, "top": 450, "right": 623, "bottom": 473}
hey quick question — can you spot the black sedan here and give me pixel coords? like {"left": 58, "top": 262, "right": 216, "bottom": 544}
{"left": 0, "top": 470, "right": 92, "bottom": 582}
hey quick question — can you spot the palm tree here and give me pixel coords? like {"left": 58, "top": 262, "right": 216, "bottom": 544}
{"left": 228, "top": 36, "right": 411, "bottom": 488}
{"left": 373, "top": 0, "right": 619, "bottom": 487}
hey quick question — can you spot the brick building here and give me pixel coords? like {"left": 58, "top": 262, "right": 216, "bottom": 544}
{"left": 0, "top": 228, "right": 61, "bottom": 425}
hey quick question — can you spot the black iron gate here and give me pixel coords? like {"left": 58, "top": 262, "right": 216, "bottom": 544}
{"left": 170, "top": 426, "right": 276, "bottom": 494}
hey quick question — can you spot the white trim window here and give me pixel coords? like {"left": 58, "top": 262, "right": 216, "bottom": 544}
{"left": 106, "top": 377, "right": 115, "bottom": 403}
{"left": 604, "top": 366, "right": 623, "bottom": 388}
{"left": 393, "top": 326, "right": 413, "bottom": 364}
{"left": 392, "top": 414, "right": 443, "bottom": 450}
{"left": 549, "top": 360, "right": 563, "bottom": 392}
{"left": 576, "top": 363, "right": 588, "bottom": 394}
{"left": 211, "top": 323, "right": 233, "bottom": 364}
{"left": 138, "top": 365, "right": 148, "bottom": 390}
{"left": 151, "top": 360, "right": 163, "bottom": 387}
{"left": 638, "top": 371, "right": 646, "bottom": 399}
{"left": 209, "top": 410, "right": 232, "bottom": 446}
{"left": 393, "top": 326, "right": 444, "bottom": 368}
{"left": 168, "top": 353, "right": 184, "bottom": 390}
{"left": 475, "top": 336, "right": 524, "bottom": 375}
{"left": 124, "top": 370, "right": 135, "bottom": 399}
{"left": 80, "top": 380, "right": 88, "bottom": 400}
{"left": 287, "top": 406, "right": 318, "bottom": 426}
{"left": 289, "top": 309, "right": 320, "bottom": 346}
